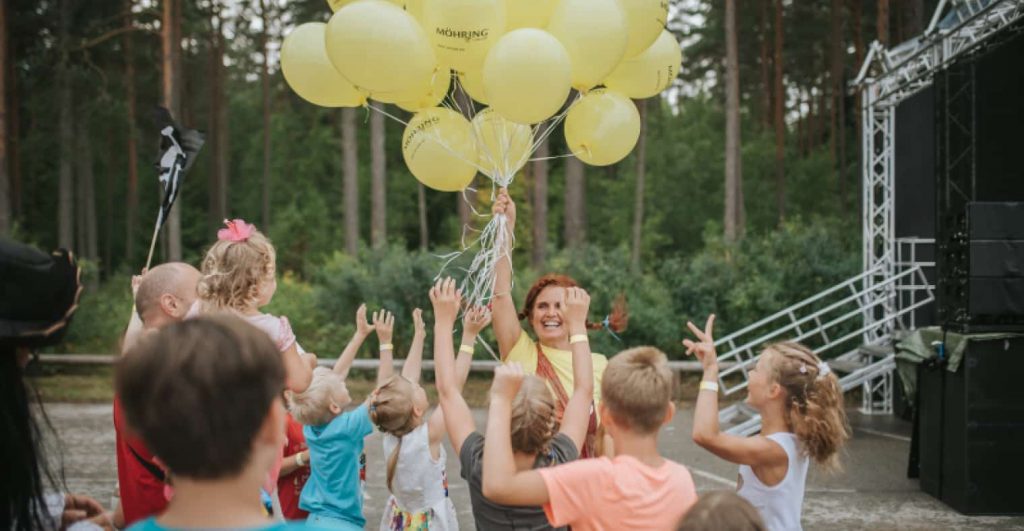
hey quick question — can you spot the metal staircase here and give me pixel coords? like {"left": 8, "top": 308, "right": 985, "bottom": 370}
{"left": 714, "top": 264, "right": 934, "bottom": 436}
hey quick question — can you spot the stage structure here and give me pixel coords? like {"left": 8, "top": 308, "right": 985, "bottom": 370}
{"left": 714, "top": 0, "right": 1024, "bottom": 436}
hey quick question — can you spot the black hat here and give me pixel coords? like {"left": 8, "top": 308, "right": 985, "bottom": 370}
{"left": 0, "top": 238, "right": 83, "bottom": 349}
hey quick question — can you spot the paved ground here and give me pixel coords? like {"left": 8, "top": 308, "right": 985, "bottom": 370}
{"left": 44, "top": 403, "right": 1024, "bottom": 530}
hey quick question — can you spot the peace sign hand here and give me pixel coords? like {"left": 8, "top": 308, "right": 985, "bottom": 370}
{"left": 682, "top": 314, "right": 717, "bottom": 371}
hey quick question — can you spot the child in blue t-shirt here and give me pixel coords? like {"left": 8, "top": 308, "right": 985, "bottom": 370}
{"left": 288, "top": 305, "right": 395, "bottom": 529}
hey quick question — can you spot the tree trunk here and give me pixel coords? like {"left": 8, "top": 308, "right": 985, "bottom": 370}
{"left": 105, "top": 124, "right": 115, "bottom": 274}
{"left": 75, "top": 116, "right": 98, "bottom": 265}
{"left": 630, "top": 99, "right": 648, "bottom": 271}
{"left": 831, "top": 0, "right": 847, "bottom": 205}
{"left": 124, "top": 0, "right": 139, "bottom": 262}
{"left": 759, "top": 0, "right": 773, "bottom": 130}
{"left": 773, "top": 0, "right": 785, "bottom": 224}
{"left": 162, "top": 0, "right": 183, "bottom": 261}
{"left": 260, "top": 0, "right": 271, "bottom": 230}
{"left": 724, "top": 0, "right": 744, "bottom": 244}
{"left": 878, "top": 0, "right": 889, "bottom": 47}
{"left": 58, "top": 0, "right": 73, "bottom": 249}
{"left": 531, "top": 130, "right": 549, "bottom": 269}
{"left": 564, "top": 155, "right": 586, "bottom": 248}
{"left": 207, "top": 2, "right": 227, "bottom": 230}
{"left": 370, "top": 103, "right": 386, "bottom": 248}
{"left": 898, "top": 0, "right": 924, "bottom": 43}
{"left": 0, "top": 0, "right": 8, "bottom": 236}
{"left": 8, "top": 29, "right": 19, "bottom": 219}
{"left": 417, "top": 183, "right": 428, "bottom": 250}
{"left": 851, "top": 0, "right": 864, "bottom": 143}
{"left": 342, "top": 107, "right": 359, "bottom": 255}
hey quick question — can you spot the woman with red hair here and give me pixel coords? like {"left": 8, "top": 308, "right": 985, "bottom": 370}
{"left": 490, "top": 188, "right": 627, "bottom": 457}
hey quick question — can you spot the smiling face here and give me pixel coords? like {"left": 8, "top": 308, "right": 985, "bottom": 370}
{"left": 529, "top": 285, "right": 568, "bottom": 345}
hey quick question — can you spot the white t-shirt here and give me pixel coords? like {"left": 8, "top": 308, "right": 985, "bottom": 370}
{"left": 737, "top": 432, "right": 808, "bottom": 531}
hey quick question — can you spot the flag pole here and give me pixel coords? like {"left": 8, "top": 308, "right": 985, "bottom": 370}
{"left": 143, "top": 214, "right": 162, "bottom": 271}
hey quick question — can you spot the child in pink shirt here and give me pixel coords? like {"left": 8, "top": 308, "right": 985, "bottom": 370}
{"left": 483, "top": 347, "right": 698, "bottom": 531}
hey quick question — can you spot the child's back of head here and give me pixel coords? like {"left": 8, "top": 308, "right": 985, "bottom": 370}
{"left": 197, "top": 220, "right": 276, "bottom": 312}
{"left": 601, "top": 346, "right": 674, "bottom": 435}
{"left": 116, "top": 314, "right": 285, "bottom": 480}
{"left": 677, "top": 491, "right": 766, "bottom": 531}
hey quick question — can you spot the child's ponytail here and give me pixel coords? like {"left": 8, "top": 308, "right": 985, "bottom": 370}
{"left": 368, "top": 376, "right": 419, "bottom": 492}
{"left": 764, "top": 342, "right": 850, "bottom": 471}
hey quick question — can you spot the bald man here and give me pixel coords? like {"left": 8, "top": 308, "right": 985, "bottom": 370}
{"left": 114, "top": 262, "right": 200, "bottom": 528}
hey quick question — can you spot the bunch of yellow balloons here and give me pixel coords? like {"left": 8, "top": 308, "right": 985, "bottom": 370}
{"left": 280, "top": 0, "right": 682, "bottom": 191}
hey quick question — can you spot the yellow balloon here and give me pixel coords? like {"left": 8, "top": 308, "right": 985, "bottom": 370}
{"left": 325, "top": 1, "right": 435, "bottom": 103}
{"left": 397, "top": 68, "right": 453, "bottom": 112}
{"left": 619, "top": 0, "right": 669, "bottom": 57}
{"left": 403, "top": 0, "right": 425, "bottom": 22}
{"left": 483, "top": 29, "right": 571, "bottom": 125}
{"left": 402, "top": 108, "right": 479, "bottom": 191}
{"left": 547, "top": 0, "right": 627, "bottom": 92}
{"left": 457, "top": 69, "right": 488, "bottom": 105}
{"left": 604, "top": 30, "right": 681, "bottom": 98}
{"left": 327, "top": 0, "right": 402, "bottom": 12}
{"left": 564, "top": 89, "right": 640, "bottom": 166}
{"left": 281, "top": 23, "right": 366, "bottom": 108}
{"left": 472, "top": 108, "right": 533, "bottom": 179}
{"left": 505, "top": 0, "right": 556, "bottom": 29}
{"left": 424, "top": 0, "right": 505, "bottom": 74}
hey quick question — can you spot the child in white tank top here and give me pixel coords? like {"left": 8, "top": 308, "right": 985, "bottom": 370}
{"left": 683, "top": 316, "right": 850, "bottom": 531}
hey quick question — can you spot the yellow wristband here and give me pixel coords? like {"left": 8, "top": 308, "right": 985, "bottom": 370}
{"left": 379, "top": 344, "right": 393, "bottom": 351}
{"left": 699, "top": 381, "right": 719, "bottom": 393}
{"left": 569, "top": 334, "right": 589, "bottom": 345}
{"left": 459, "top": 344, "right": 474, "bottom": 354}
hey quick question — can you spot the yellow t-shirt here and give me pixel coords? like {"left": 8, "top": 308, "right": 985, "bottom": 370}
{"left": 505, "top": 330, "right": 607, "bottom": 405}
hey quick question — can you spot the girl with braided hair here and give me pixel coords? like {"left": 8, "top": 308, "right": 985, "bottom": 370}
{"left": 686, "top": 315, "right": 850, "bottom": 531}
{"left": 490, "top": 189, "right": 627, "bottom": 457}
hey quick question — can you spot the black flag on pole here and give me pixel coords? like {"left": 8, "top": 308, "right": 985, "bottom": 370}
{"left": 152, "top": 107, "right": 205, "bottom": 233}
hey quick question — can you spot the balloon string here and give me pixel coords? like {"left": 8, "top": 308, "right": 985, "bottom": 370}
{"left": 529, "top": 153, "right": 579, "bottom": 162}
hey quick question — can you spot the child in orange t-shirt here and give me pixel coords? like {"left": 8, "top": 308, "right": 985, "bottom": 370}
{"left": 482, "top": 347, "right": 698, "bottom": 531}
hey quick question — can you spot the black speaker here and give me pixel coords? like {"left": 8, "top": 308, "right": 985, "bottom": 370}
{"left": 931, "top": 336, "right": 1024, "bottom": 515}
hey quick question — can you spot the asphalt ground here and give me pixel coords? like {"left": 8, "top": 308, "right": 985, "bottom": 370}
{"left": 43, "top": 404, "right": 1024, "bottom": 530}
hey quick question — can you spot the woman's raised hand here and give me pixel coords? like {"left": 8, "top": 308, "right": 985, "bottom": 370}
{"left": 413, "top": 308, "right": 426, "bottom": 337}
{"left": 492, "top": 187, "right": 517, "bottom": 229}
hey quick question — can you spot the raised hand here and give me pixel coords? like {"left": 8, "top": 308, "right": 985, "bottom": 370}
{"left": 463, "top": 306, "right": 492, "bottom": 337}
{"left": 682, "top": 314, "right": 717, "bottom": 370}
{"left": 492, "top": 187, "right": 517, "bottom": 229}
{"left": 491, "top": 362, "right": 525, "bottom": 402}
{"left": 373, "top": 309, "right": 395, "bottom": 345}
{"left": 429, "top": 277, "right": 462, "bottom": 326}
{"left": 564, "top": 287, "right": 591, "bottom": 336}
{"left": 355, "top": 303, "right": 375, "bottom": 338}
{"left": 412, "top": 308, "right": 426, "bottom": 337}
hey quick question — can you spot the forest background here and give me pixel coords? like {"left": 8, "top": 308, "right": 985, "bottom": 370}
{"left": 0, "top": 0, "right": 938, "bottom": 360}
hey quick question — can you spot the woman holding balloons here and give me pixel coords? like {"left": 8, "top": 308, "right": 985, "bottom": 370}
{"left": 489, "top": 188, "right": 627, "bottom": 458}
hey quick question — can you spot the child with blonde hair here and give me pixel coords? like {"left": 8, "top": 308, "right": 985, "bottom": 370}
{"left": 196, "top": 219, "right": 313, "bottom": 393}
{"left": 482, "top": 345, "right": 697, "bottom": 530}
{"left": 369, "top": 280, "right": 459, "bottom": 530}
{"left": 288, "top": 304, "right": 386, "bottom": 529}
{"left": 686, "top": 315, "right": 850, "bottom": 531}
{"left": 432, "top": 278, "right": 593, "bottom": 530}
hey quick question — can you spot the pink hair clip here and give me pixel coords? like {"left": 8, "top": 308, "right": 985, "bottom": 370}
{"left": 217, "top": 219, "right": 255, "bottom": 243}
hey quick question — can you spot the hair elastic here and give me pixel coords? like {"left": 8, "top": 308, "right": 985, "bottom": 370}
{"left": 816, "top": 361, "right": 832, "bottom": 380}
{"left": 379, "top": 343, "right": 393, "bottom": 351}
{"left": 459, "top": 344, "right": 474, "bottom": 354}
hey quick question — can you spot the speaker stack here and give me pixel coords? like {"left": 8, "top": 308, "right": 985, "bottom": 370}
{"left": 916, "top": 19, "right": 1024, "bottom": 516}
